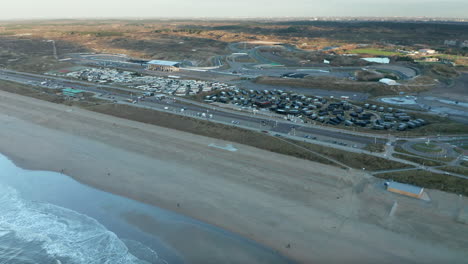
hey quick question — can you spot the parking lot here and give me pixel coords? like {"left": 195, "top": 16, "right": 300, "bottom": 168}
{"left": 52, "top": 67, "right": 236, "bottom": 97}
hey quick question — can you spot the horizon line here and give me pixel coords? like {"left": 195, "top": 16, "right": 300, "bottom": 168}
{"left": 0, "top": 16, "right": 467, "bottom": 22}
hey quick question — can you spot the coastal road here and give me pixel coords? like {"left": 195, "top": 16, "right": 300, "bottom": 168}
{"left": 2, "top": 68, "right": 468, "bottom": 180}
{"left": 0, "top": 69, "right": 386, "bottom": 147}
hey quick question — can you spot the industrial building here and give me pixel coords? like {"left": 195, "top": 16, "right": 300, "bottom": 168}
{"left": 385, "top": 181, "right": 424, "bottom": 199}
{"left": 147, "top": 60, "right": 181, "bottom": 72}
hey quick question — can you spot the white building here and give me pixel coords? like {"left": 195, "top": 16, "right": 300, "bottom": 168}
{"left": 379, "top": 78, "right": 398, "bottom": 85}
{"left": 361, "top": 57, "right": 390, "bottom": 64}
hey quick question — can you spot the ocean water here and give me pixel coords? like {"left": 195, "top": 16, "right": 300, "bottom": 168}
{"left": 0, "top": 185, "right": 156, "bottom": 264}
{"left": 0, "top": 154, "right": 294, "bottom": 264}
{"left": 0, "top": 154, "right": 172, "bottom": 264}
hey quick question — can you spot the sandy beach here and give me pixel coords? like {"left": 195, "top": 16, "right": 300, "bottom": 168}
{"left": 0, "top": 90, "right": 467, "bottom": 264}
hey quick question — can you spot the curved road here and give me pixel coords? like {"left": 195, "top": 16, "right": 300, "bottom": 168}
{"left": 225, "top": 42, "right": 418, "bottom": 80}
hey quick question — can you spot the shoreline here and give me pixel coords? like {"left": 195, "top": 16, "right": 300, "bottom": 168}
{"left": 0, "top": 152, "right": 291, "bottom": 264}
{"left": 0, "top": 90, "right": 467, "bottom": 263}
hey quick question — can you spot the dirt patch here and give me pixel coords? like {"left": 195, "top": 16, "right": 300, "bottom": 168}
{"left": 355, "top": 70, "right": 384, "bottom": 81}
{"left": 430, "top": 64, "right": 459, "bottom": 78}
{"left": 363, "top": 143, "right": 386, "bottom": 153}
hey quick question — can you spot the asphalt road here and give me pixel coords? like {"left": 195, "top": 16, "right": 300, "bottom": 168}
{"left": 0, "top": 69, "right": 385, "bottom": 147}
{"left": 2, "top": 68, "right": 468, "bottom": 180}
{"left": 224, "top": 42, "right": 418, "bottom": 80}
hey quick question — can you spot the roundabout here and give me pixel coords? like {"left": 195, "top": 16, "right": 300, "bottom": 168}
{"left": 401, "top": 140, "right": 458, "bottom": 159}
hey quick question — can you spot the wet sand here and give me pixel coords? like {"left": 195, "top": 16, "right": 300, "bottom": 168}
{"left": 0, "top": 153, "right": 289, "bottom": 264}
{"left": 0, "top": 90, "right": 467, "bottom": 264}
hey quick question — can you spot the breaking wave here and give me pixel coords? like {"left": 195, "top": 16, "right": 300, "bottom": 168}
{"left": 0, "top": 184, "right": 166, "bottom": 264}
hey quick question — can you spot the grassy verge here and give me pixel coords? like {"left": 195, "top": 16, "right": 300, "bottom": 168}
{"left": 394, "top": 145, "right": 456, "bottom": 162}
{"left": 284, "top": 139, "right": 410, "bottom": 171}
{"left": 392, "top": 153, "right": 446, "bottom": 167}
{"left": 90, "top": 103, "right": 412, "bottom": 171}
{"left": 86, "top": 103, "right": 345, "bottom": 167}
{"left": 0, "top": 80, "right": 105, "bottom": 107}
{"left": 411, "top": 143, "right": 443, "bottom": 153}
{"left": 0, "top": 80, "right": 428, "bottom": 172}
{"left": 376, "top": 170, "right": 468, "bottom": 196}
{"left": 461, "top": 161, "right": 468, "bottom": 168}
{"left": 439, "top": 166, "right": 468, "bottom": 176}
{"left": 363, "top": 143, "right": 385, "bottom": 153}
{"left": 394, "top": 145, "right": 416, "bottom": 155}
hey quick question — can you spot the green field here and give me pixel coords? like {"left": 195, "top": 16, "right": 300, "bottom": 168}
{"left": 348, "top": 48, "right": 402, "bottom": 56}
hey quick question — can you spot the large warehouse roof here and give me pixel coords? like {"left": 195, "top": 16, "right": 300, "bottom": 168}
{"left": 148, "top": 60, "right": 180, "bottom": 66}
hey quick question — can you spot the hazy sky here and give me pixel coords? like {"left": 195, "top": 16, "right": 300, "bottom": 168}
{"left": 1, "top": 0, "right": 467, "bottom": 19}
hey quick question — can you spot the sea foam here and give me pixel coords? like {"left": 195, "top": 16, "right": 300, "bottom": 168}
{"left": 0, "top": 183, "right": 163, "bottom": 264}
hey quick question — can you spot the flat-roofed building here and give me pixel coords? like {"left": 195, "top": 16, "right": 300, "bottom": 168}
{"left": 385, "top": 181, "right": 424, "bottom": 199}
{"left": 147, "top": 60, "right": 181, "bottom": 72}
{"left": 62, "top": 88, "right": 84, "bottom": 97}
